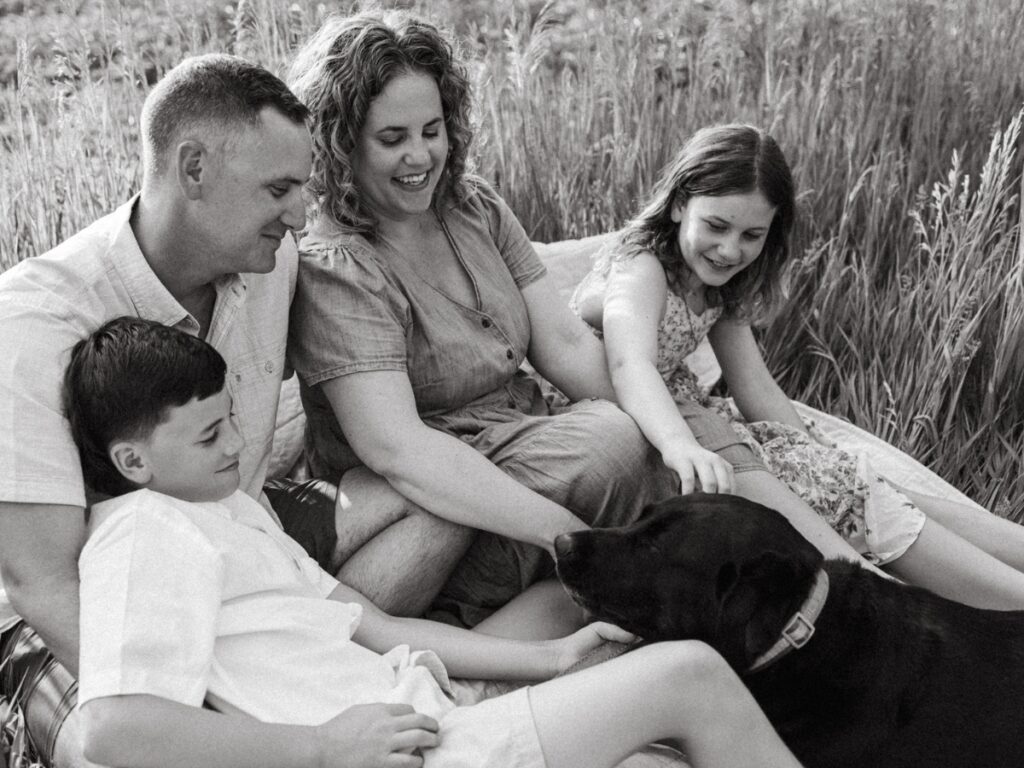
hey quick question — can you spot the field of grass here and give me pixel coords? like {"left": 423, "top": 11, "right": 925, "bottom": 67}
{"left": 1, "top": 0, "right": 1023, "bottom": 760}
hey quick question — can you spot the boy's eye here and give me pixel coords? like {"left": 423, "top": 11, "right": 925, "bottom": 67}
{"left": 201, "top": 431, "right": 218, "bottom": 446}
{"left": 743, "top": 231, "right": 766, "bottom": 241}
{"left": 380, "top": 135, "right": 403, "bottom": 147}
{"left": 707, "top": 222, "right": 727, "bottom": 233}
{"left": 269, "top": 185, "right": 288, "bottom": 198}
{"left": 424, "top": 130, "right": 439, "bottom": 139}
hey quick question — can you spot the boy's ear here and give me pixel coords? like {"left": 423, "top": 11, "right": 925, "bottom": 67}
{"left": 109, "top": 441, "right": 153, "bottom": 486}
{"left": 176, "top": 140, "right": 208, "bottom": 200}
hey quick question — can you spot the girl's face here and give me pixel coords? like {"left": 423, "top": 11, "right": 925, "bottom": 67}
{"left": 351, "top": 70, "right": 449, "bottom": 225}
{"left": 671, "top": 190, "right": 777, "bottom": 289}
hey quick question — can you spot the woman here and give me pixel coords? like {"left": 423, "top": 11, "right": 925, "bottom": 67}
{"left": 285, "top": 9, "right": 874, "bottom": 634}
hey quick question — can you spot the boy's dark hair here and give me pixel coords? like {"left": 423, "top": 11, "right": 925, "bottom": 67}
{"left": 63, "top": 317, "right": 227, "bottom": 497}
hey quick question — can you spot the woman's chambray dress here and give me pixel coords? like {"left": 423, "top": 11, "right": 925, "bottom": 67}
{"left": 288, "top": 180, "right": 677, "bottom": 625}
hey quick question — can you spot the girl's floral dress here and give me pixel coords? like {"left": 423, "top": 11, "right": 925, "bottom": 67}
{"left": 571, "top": 263, "right": 925, "bottom": 565}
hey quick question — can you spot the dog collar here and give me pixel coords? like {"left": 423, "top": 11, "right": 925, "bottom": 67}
{"left": 748, "top": 569, "right": 829, "bottom": 674}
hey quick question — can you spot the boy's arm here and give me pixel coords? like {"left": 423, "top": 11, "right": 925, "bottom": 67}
{"left": 81, "top": 694, "right": 438, "bottom": 768}
{"left": 329, "top": 582, "right": 631, "bottom": 680}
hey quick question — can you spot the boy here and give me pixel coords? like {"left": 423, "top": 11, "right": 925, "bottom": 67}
{"left": 68, "top": 317, "right": 800, "bottom": 768}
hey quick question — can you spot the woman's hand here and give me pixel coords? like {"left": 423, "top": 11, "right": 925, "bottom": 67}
{"left": 661, "top": 442, "right": 735, "bottom": 494}
{"left": 551, "top": 621, "right": 638, "bottom": 676}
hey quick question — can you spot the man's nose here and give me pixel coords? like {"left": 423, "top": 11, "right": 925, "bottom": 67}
{"left": 282, "top": 188, "right": 306, "bottom": 231}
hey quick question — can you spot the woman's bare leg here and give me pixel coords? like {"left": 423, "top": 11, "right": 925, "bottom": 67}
{"left": 885, "top": 517, "right": 1024, "bottom": 609}
{"left": 473, "top": 579, "right": 585, "bottom": 640}
{"left": 529, "top": 642, "right": 802, "bottom": 768}
{"left": 895, "top": 486, "right": 1024, "bottom": 572}
{"left": 733, "top": 469, "right": 886, "bottom": 576}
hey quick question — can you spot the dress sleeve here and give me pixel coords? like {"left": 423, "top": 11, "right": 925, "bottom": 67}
{"left": 472, "top": 181, "right": 547, "bottom": 289}
{"left": 77, "top": 499, "right": 224, "bottom": 708}
{"left": 288, "top": 242, "right": 410, "bottom": 387}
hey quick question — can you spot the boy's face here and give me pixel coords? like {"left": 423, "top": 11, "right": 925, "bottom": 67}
{"left": 133, "top": 387, "right": 244, "bottom": 502}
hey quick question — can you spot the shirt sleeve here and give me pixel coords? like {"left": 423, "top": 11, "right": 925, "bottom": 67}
{"left": 472, "top": 180, "right": 547, "bottom": 289}
{"left": 288, "top": 242, "right": 411, "bottom": 387}
{"left": 77, "top": 498, "right": 224, "bottom": 708}
{"left": 0, "top": 299, "right": 86, "bottom": 506}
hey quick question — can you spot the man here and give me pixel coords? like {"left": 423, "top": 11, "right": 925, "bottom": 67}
{"left": 0, "top": 53, "right": 467, "bottom": 767}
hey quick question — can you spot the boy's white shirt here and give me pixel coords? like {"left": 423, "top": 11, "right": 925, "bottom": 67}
{"left": 78, "top": 488, "right": 455, "bottom": 724}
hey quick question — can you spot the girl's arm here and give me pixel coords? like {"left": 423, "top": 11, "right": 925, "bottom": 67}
{"left": 601, "top": 254, "right": 733, "bottom": 493}
{"left": 321, "top": 371, "right": 586, "bottom": 554}
{"left": 708, "top": 319, "right": 806, "bottom": 431}
{"left": 80, "top": 694, "right": 437, "bottom": 768}
{"left": 331, "top": 581, "right": 631, "bottom": 680}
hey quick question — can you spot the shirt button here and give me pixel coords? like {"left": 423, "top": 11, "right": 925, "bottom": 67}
{"left": 265, "top": 361, "right": 274, "bottom": 373}
{"left": 235, "top": 373, "right": 242, "bottom": 382}
{"left": 506, "top": 349, "right": 514, "bottom": 360}
{"left": 481, "top": 318, "right": 491, "bottom": 328}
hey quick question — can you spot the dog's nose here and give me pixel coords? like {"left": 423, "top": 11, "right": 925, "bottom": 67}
{"left": 554, "top": 532, "right": 575, "bottom": 560}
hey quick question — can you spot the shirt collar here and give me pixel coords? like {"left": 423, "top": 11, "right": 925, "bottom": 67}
{"left": 106, "top": 195, "right": 246, "bottom": 335}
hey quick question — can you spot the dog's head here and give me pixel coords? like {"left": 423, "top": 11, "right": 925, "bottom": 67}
{"left": 555, "top": 493, "right": 825, "bottom": 670}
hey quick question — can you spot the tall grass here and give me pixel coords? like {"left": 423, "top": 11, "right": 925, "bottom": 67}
{"left": 1, "top": 0, "right": 1022, "bottom": 520}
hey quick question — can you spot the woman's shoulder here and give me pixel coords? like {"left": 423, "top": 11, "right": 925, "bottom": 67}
{"left": 297, "top": 220, "right": 393, "bottom": 277}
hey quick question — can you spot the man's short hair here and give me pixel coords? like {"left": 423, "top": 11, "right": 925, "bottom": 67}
{"left": 141, "top": 53, "right": 309, "bottom": 177}
{"left": 63, "top": 317, "right": 228, "bottom": 497}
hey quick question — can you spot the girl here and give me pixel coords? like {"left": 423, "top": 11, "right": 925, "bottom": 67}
{"left": 572, "top": 123, "right": 1024, "bottom": 610}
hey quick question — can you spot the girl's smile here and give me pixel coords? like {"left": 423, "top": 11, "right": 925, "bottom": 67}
{"left": 671, "top": 190, "right": 777, "bottom": 289}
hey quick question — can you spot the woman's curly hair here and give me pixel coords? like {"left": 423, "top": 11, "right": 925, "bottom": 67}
{"left": 289, "top": 10, "right": 474, "bottom": 238}
{"left": 614, "top": 124, "right": 796, "bottom": 322}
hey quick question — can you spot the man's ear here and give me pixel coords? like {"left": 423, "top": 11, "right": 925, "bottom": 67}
{"left": 176, "top": 140, "right": 207, "bottom": 200}
{"left": 109, "top": 441, "right": 153, "bottom": 486}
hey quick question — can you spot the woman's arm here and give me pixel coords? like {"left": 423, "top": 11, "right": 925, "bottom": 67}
{"left": 519, "top": 273, "right": 619, "bottom": 402}
{"left": 601, "top": 254, "right": 733, "bottom": 493}
{"left": 331, "top": 581, "right": 631, "bottom": 680}
{"left": 80, "top": 694, "right": 437, "bottom": 768}
{"left": 708, "top": 319, "right": 806, "bottom": 431}
{"left": 321, "top": 371, "right": 586, "bottom": 554}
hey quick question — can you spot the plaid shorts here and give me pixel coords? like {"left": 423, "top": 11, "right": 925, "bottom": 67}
{"left": 0, "top": 621, "right": 80, "bottom": 767}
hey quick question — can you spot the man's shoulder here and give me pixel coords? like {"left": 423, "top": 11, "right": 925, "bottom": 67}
{"left": 0, "top": 204, "right": 131, "bottom": 306}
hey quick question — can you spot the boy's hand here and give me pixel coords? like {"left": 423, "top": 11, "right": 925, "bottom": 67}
{"left": 553, "top": 621, "right": 638, "bottom": 676}
{"left": 314, "top": 703, "right": 439, "bottom": 768}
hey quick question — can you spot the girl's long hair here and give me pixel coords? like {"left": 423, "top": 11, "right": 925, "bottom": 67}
{"left": 616, "top": 124, "right": 796, "bottom": 321}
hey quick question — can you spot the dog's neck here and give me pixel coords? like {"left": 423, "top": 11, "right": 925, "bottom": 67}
{"left": 748, "top": 568, "right": 829, "bottom": 673}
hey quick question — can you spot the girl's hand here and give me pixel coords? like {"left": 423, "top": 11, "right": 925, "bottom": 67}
{"left": 552, "top": 621, "right": 638, "bottom": 676}
{"left": 661, "top": 442, "right": 735, "bottom": 494}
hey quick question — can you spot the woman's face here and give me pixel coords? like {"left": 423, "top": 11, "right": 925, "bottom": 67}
{"left": 671, "top": 190, "right": 776, "bottom": 289}
{"left": 351, "top": 70, "right": 448, "bottom": 225}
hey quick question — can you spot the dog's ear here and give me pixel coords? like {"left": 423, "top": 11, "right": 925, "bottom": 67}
{"left": 714, "top": 551, "right": 811, "bottom": 668}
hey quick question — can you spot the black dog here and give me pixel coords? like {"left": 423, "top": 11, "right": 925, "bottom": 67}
{"left": 554, "top": 493, "right": 1024, "bottom": 768}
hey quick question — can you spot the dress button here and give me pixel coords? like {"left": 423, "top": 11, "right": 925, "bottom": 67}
{"left": 235, "top": 373, "right": 242, "bottom": 382}
{"left": 506, "top": 349, "right": 514, "bottom": 360}
{"left": 482, "top": 318, "right": 491, "bottom": 328}
{"left": 265, "top": 361, "right": 274, "bottom": 373}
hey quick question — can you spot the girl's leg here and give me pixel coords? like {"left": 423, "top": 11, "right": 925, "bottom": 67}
{"left": 529, "top": 641, "right": 801, "bottom": 768}
{"left": 895, "top": 486, "right": 1024, "bottom": 572}
{"left": 733, "top": 469, "right": 887, "bottom": 577}
{"left": 472, "top": 579, "right": 585, "bottom": 640}
{"left": 885, "top": 517, "right": 1024, "bottom": 609}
